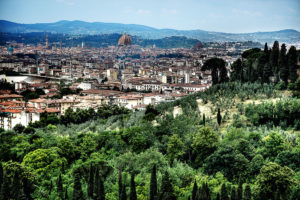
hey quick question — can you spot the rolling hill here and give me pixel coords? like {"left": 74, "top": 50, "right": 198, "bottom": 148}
{"left": 1, "top": 20, "right": 300, "bottom": 43}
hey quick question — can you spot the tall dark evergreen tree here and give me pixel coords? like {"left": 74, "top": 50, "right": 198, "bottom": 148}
{"left": 263, "top": 62, "right": 272, "bottom": 83}
{"left": 192, "top": 180, "right": 198, "bottom": 200}
{"left": 199, "top": 182, "right": 211, "bottom": 200}
{"left": 243, "top": 184, "right": 251, "bottom": 200}
{"left": 237, "top": 182, "right": 243, "bottom": 200}
{"left": 0, "top": 163, "right": 2, "bottom": 191}
{"left": 217, "top": 108, "right": 222, "bottom": 126}
{"left": 221, "top": 183, "right": 229, "bottom": 200}
{"left": 72, "top": 171, "right": 83, "bottom": 200}
{"left": 279, "top": 43, "right": 289, "bottom": 85}
{"left": 57, "top": 173, "right": 64, "bottom": 199}
{"left": 88, "top": 165, "right": 95, "bottom": 199}
{"left": 130, "top": 174, "right": 137, "bottom": 200}
{"left": 203, "top": 114, "right": 206, "bottom": 126}
{"left": 270, "top": 41, "right": 280, "bottom": 82}
{"left": 65, "top": 188, "right": 69, "bottom": 200}
{"left": 94, "top": 168, "right": 105, "bottom": 200}
{"left": 231, "top": 58, "right": 243, "bottom": 81}
{"left": 0, "top": 175, "right": 10, "bottom": 200}
{"left": 231, "top": 186, "right": 237, "bottom": 200}
{"left": 159, "top": 171, "right": 176, "bottom": 200}
{"left": 118, "top": 168, "right": 123, "bottom": 200}
{"left": 120, "top": 184, "right": 127, "bottom": 200}
{"left": 149, "top": 165, "right": 157, "bottom": 200}
{"left": 287, "top": 46, "right": 298, "bottom": 83}
{"left": 216, "top": 193, "right": 220, "bottom": 200}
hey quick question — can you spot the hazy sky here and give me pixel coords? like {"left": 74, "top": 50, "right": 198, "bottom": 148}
{"left": 0, "top": 0, "right": 299, "bottom": 33}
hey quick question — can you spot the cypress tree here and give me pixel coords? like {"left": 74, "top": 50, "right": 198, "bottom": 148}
{"left": 57, "top": 173, "right": 64, "bottom": 199}
{"left": 0, "top": 163, "right": 2, "bottom": 191}
{"left": 200, "top": 182, "right": 211, "bottom": 200}
{"left": 263, "top": 62, "right": 272, "bottom": 83}
{"left": 216, "top": 193, "right": 220, "bottom": 200}
{"left": 217, "top": 108, "right": 222, "bottom": 126}
{"left": 203, "top": 114, "right": 206, "bottom": 126}
{"left": 264, "top": 43, "right": 269, "bottom": 55}
{"left": 65, "top": 188, "right": 69, "bottom": 200}
{"left": 279, "top": 43, "right": 289, "bottom": 85}
{"left": 72, "top": 171, "right": 83, "bottom": 200}
{"left": 192, "top": 180, "right": 198, "bottom": 200}
{"left": 237, "top": 182, "right": 243, "bottom": 200}
{"left": 118, "top": 168, "right": 122, "bottom": 200}
{"left": 287, "top": 46, "right": 298, "bottom": 83}
{"left": 130, "top": 174, "right": 137, "bottom": 200}
{"left": 244, "top": 184, "right": 251, "bottom": 200}
{"left": 159, "top": 171, "right": 176, "bottom": 200}
{"left": 231, "top": 186, "right": 237, "bottom": 200}
{"left": 120, "top": 183, "right": 127, "bottom": 200}
{"left": 94, "top": 167, "right": 105, "bottom": 200}
{"left": 0, "top": 175, "right": 10, "bottom": 200}
{"left": 149, "top": 165, "right": 157, "bottom": 200}
{"left": 221, "top": 183, "right": 229, "bottom": 200}
{"left": 270, "top": 41, "right": 280, "bottom": 82}
{"left": 88, "top": 165, "right": 95, "bottom": 198}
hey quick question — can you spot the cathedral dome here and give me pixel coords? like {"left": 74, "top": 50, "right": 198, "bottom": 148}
{"left": 118, "top": 32, "right": 132, "bottom": 46}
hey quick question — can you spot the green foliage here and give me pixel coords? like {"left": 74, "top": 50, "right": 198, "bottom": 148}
{"left": 149, "top": 164, "right": 158, "bottom": 200}
{"left": 192, "top": 127, "right": 219, "bottom": 167}
{"left": 256, "top": 162, "right": 296, "bottom": 200}
{"left": 22, "top": 148, "right": 67, "bottom": 178}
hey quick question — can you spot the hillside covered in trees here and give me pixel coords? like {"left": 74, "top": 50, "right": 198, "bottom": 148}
{"left": 0, "top": 44, "right": 300, "bottom": 200}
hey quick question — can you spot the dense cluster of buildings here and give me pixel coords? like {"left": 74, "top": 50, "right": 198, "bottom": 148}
{"left": 0, "top": 33, "right": 244, "bottom": 129}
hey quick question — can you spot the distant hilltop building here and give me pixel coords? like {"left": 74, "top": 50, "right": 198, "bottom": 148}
{"left": 118, "top": 32, "right": 132, "bottom": 46}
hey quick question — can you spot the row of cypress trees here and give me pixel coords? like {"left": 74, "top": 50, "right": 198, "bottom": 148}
{"left": 231, "top": 41, "right": 299, "bottom": 84}
{"left": 47, "top": 163, "right": 253, "bottom": 200}
{"left": 191, "top": 181, "right": 251, "bottom": 200}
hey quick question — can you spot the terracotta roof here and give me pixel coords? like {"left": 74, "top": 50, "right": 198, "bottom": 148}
{"left": 0, "top": 94, "right": 23, "bottom": 99}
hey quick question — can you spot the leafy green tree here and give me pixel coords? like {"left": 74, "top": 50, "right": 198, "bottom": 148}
{"left": 13, "top": 124, "right": 25, "bottom": 134}
{"left": 130, "top": 173, "right": 137, "bottom": 200}
{"left": 149, "top": 165, "right": 157, "bottom": 200}
{"left": 167, "top": 134, "right": 184, "bottom": 165}
{"left": 279, "top": 43, "right": 289, "bottom": 84}
{"left": 275, "top": 150, "right": 300, "bottom": 172}
{"left": 256, "top": 162, "right": 296, "bottom": 200}
{"left": 243, "top": 184, "right": 251, "bottom": 200}
{"left": 249, "top": 154, "right": 264, "bottom": 176}
{"left": 72, "top": 171, "right": 83, "bottom": 200}
{"left": 204, "top": 145, "right": 249, "bottom": 181}
{"left": 159, "top": 171, "right": 176, "bottom": 200}
{"left": 22, "top": 148, "right": 66, "bottom": 178}
{"left": 202, "top": 58, "right": 228, "bottom": 84}
{"left": 287, "top": 46, "right": 298, "bottom": 82}
{"left": 263, "top": 132, "right": 287, "bottom": 160}
{"left": 192, "top": 127, "right": 219, "bottom": 166}
{"left": 221, "top": 183, "right": 229, "bottom": 200}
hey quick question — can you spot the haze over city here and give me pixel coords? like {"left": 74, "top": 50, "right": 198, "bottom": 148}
{"left": 0, "top": 0, "right": 300, "bottom": 33}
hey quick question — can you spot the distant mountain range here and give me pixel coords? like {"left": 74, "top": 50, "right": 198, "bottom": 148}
{"left": 0, "top": 20, "right": 300, "bottom": 43}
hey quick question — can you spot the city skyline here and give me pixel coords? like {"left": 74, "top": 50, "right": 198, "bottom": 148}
{"left": 0, "top": 0, "right": 300, "bottom": 33}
